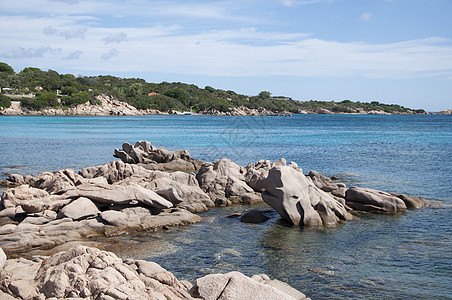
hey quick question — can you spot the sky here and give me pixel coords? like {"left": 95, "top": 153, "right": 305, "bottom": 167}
{"left": 0, "top": 0, "right": 451, "bottom": 111}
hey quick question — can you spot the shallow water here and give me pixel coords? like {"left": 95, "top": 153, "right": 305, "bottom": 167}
{"left": 1, "top": 114, "right": 451, "bottom": 299}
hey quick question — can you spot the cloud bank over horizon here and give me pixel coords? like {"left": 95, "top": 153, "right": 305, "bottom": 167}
{"left": 0, "top": 0, "right": 451, "bottom": 110}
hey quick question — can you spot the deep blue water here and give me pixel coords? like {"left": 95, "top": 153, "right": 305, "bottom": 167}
{"left": 1, "top": 114, "right": 451, "bottom": 299}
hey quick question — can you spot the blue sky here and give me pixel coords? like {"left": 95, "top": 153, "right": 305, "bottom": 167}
{"left": 0, "top": 0, "right": 451, "bottom": 111}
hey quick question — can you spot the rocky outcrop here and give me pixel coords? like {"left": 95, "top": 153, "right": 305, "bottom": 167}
{"left": 0, "top": 141, "right": 427, "bottom": 256}
{"left": 244, "top": 158, "right": 294, "bottom": 192}
{"left": 261, "top": 166, "right": 352, "bottom": 226}
{"left": 80, "top": 160, "right": 149, "bottom": 184}
{"left": 344, "top": 187, "right": 423, "bottom": 213}
{"left": 0, "top": 95, "right": 150, "bottom": 116}
{"left": 0, "top": 162, "right": 207, "bottom": 255}
{"left": 0, "top": 245, "right": 306, "bottom": 300}
{"left": 437, "top": 109, "right": 452, "bottom": 114}
{"left": 114, "top": 141, "right": 205, "bottom": 171}
{"left": 390, "top": 192, "right": 425, "bottom": 209}
{"left": 190, "top": 271, "right": 307, "bottom": 300}
{"left": 197, "top": 158, "right": 262, "bottom": 205}
{"left": 79, "top": 160, "right": 213, "bottom": 213}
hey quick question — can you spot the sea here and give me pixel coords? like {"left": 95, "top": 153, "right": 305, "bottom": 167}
{"left": 0, "top": 114, "right": 451, "bottom": 299}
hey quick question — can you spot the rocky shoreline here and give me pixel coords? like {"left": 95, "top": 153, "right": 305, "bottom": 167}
{"left": 0, "top": 141, "right": 427, "bottom": 299}
{"left": 0, "top": 94, "right": 441, "bottom": 116}
{"left": 0, "top": 245, "right": 308, "bottom": 299}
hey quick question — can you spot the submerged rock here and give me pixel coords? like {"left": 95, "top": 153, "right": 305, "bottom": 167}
{"left": 240, "top": 209, "right": 269, "bottom": 224}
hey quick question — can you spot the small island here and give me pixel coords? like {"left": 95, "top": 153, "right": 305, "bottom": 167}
{"left": 0, "top": 62, "right": 431, "bottom": 116}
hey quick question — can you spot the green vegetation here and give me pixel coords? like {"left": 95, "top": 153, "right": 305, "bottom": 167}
{"left": 0, "top": 94, "right": 11, "bottom": 108}
{"left": 0, "top": 62, "right": 425, "bottom": 114}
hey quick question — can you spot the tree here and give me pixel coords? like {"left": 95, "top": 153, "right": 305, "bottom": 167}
{"left": 127, "top": 82, "right": 143, "bottom": 98}
{"left": 258, "top": 91, "right": 271, "bottom": 99}
{"left": 164, "top": 89, "right": 190, "bottom": 106}
{"left": 0, "top": 62, "right": 14, "bottom": 74}
{"left": 0, "top": 94, "right": 11, "bottom": 108}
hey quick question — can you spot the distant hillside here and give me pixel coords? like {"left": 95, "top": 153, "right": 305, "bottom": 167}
{"left": 0, "top": 62, "right": 426, "bottom": 114}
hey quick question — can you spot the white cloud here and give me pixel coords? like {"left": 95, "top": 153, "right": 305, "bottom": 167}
{"left": 282, "top": 0, "right": 296, "bottom": 7}
{"left": 360, "top": 12, "right": 372, "bottom": 22}
{"left": 1, "top": 46, "right": 61, "bottom": 59}
{"left": 102, "top": 33, "right": 127, "bottom": 44}
{"left": 65, "top": 50, "right": 83, "bottom": 59}
{"left": 43, "top": 26, "right": 87, "bottom": 39}
{"left": 101, "top": 48, "right": 119, "bottom": 60}
{"left": 0, "top": 2, "right": 451, "bottom": 82}
{"left": 281, "top": 0, "right": 333, "bottom": 7}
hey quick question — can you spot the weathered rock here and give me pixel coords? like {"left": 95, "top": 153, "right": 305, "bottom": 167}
{"left": 34, "top": 169, "right": 83, "bottom": 194}
{"left": 1, "top": 185, "right": 49, "bottom": 208}
{"left": 58, "top": 197, "right": 100, "bottom": 221}
{"left": 197, "top": 158, "right": 257, "bottom": 203}
{"left": 156, "top": 187, "right": 184, "bottom": 205}
{"left": 79, "top": 160, "right": 149, "bottom": 184}
{"left": 251, "top": 274, "right": 307, "bottom": 300}
{"left": 214, "top": 198, "right": 231, "bottom": 207}
{"left": 79, "top": 161, "right": 213, "bottom": 213}
{"left": 244, "top": 158, "right": 290, "bottom": 192}
{"left": 34, "top": 246, "right": 151, "bottom": 299}
{"left": 390, "top": 193, "right": 425, "bottom": 209}
{"left": 0, "top": 247, "right": 6, "bottom": 269}
{"left": 22, "top": 210, "right": 58, "bottom": 225}
{"left": 0, "top": 173, "right": 25, "bottom": 187}
{"left": 0, "top": 246, "right": 306, "bottom": 299}
{"left": 307, "top": 170, "right": 347, "bottom": 198}
{"left": 135, "top": 259, "right": 194, "bottom": 299}
{"left": 345, "top": 187, "right": 407, "bottom": 213}
{"left": 1, "top": 185, "right": 71, "bottom": 213}
{"left": 0, "top": 207, "right": 201, "bottom": 255}
{"left": 0, "top": 256, "right": 42, "bottom": 299}
{"left": 0, "top": 224, "right": 17, "bottom": 235}
{"left": 134, "top": 171, "right": 214, "bottom": 213}
{"left": 240, "top": 210, "right": 269, "bottom": 224}
{"left": 190, "top": 271, "right": 299, "bottom": 300}
{"left": 64, "top": 182, "right": 173, "bottom": 212}
{"left": 113, "top": 141, "right": 202, "bottom": 171}
{"left": 261, "top": 166, "right": 352, "bottom": 227}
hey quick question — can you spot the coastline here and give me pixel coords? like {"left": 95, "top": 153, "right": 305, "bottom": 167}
{"left": 0, "top": 94, "right": 443, "bottom": 117}
{"left": 0, "top": 116, "right": 447, "bottom": 296}
{"left": 0, "top": 141, "right": 426, "bottom": 257}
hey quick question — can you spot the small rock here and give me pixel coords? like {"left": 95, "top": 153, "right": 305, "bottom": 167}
{"left": 240, "top": 210, "right": 269, "bottom": 224}
{"left": 57, "top": 197, "right": 100, "bottom": 221}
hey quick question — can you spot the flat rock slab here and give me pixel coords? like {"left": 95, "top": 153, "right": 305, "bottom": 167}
{"left": 58, "top": 197, "right": 100, "bottom": 221}
{"left": 65, "top": 183, "right": 173, "bottom": 210}
{"left": 345, "top": 187, "right": 407, "bottom": 213}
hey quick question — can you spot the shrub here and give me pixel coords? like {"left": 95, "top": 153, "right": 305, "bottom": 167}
{"left": 0, "top": 94, "right": 11, "bottom": 108}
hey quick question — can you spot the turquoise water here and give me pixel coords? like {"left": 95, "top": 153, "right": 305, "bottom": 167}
{"left": 1, "top": 114, "right": 451, "bottom": 299}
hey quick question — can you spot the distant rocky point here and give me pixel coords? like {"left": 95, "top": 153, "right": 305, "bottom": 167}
{"left": 437, "top": 109, "right": 452, "bottom": 114}
{"left": 0, "top": 62, "right": 431, "bottom": 116}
